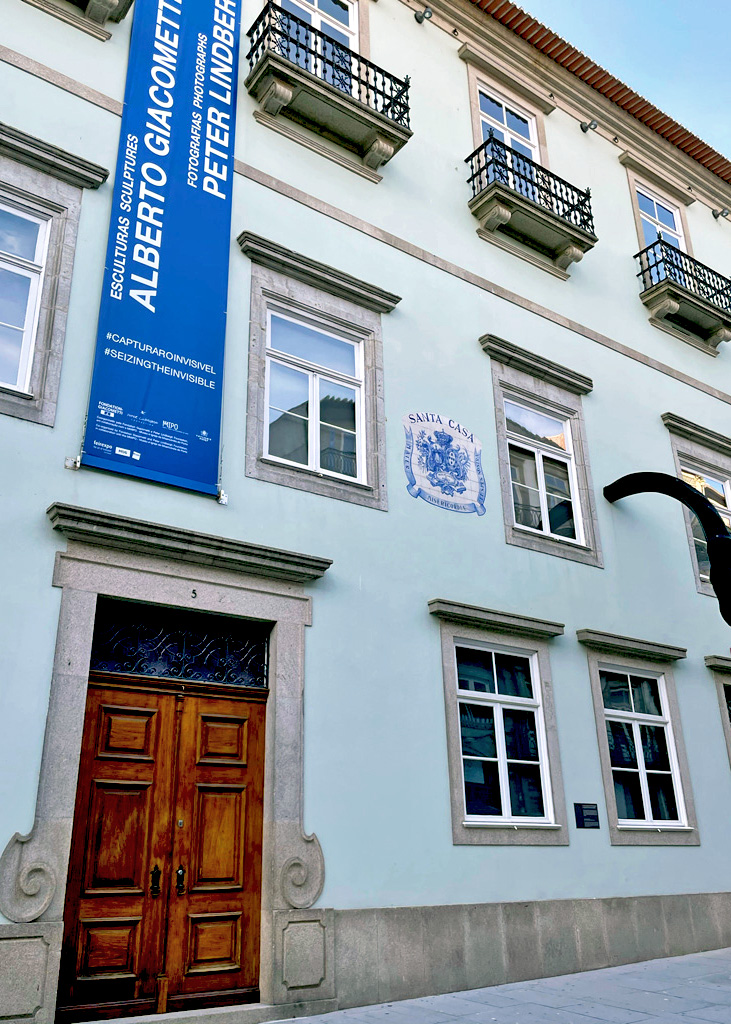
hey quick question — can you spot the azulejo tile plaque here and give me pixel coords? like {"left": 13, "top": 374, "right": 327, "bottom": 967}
{"left": 403, "top": 412, "right": 486, "bottom": 515}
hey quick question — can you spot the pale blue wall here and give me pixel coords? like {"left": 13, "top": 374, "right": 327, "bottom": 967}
{"left": 2, "top": 0, "right": 731, "bottom": 924}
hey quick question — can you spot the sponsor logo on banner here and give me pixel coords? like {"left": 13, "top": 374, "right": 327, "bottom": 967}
{"left": 403, "top": 413, "right": 486, "bottom": 515}
{"left": 81, "top": 0, "right": 241, "bottom": 495}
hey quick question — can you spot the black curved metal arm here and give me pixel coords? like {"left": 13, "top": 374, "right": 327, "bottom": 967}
{"left": 604, "top": 472, "right": 731, "bottom": 627}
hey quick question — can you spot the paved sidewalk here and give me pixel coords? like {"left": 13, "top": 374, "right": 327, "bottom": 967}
{"left": 279, "top": 948, "right": 731, "bottom": 1023}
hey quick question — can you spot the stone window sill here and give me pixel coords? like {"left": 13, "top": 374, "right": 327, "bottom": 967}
{"left": 463, "top": 821, "right": 562, "bottom": 829}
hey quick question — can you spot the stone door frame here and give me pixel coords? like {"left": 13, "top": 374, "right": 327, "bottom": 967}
{"left": 0, "top": 503, "right": 336, "bottom": 1024}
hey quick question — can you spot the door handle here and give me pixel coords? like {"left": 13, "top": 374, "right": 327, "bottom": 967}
{"left": 150, "top": 864, "right": 161, "bottom": 898}
{"left": 175, "top": 864, "right": 186, "bottom": 896}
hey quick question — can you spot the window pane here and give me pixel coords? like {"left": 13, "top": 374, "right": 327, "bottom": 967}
{"left": 269, "top": 361, "right": 309, "bottom": 416}
{"left": 0, "top": 267, "right": 32, "bottom": 328}
{"left": 280, "top": 0, "right": 313, "bottom": 70}
{"left": 505, "top": 401, "right": 566, "bottom": 450}
{"left": 506, "top": 108, "right": 531, "bottom": 140}
{"left": 0, "top": 322, "right": 24, "bottom": 387}
{"left": 495, "top": 653, "right": 533, "bottom": 698}
{"left": 601, "top": 671, "right": 631, "bottom": 711}
{"left": 510, "top": 446, "right": 539, "bottom": 488}
{"left": 479, "top": 92, "right": 504, "bottom": 124}
{"left": 547, "top": 493, "right": 576, "bottom": 539}
{"left": 647, "top": 773, "right": 678, "bottom": 820}
{"left": 613, "top": 770, "right": 645, "bottom": 819}
{"left": 631, "top": 676, "right": 662, "bottom": 716}
{"left": 503, "top": 709, "right": 539, "bottom": 760}
{"left": 682, "top": 468, "right": 729, "bottom": 511}
{"left": 637, "top": 191, "right": 656, "bottom": 218}
{"left": 268, "top": 409, "right": 308, "bottom": 464}
{"left": 544, "top": 458, "right": 571, "bottom": 498}
{"left": 512, "top": 483, "right": 543, "bottom": 530}
{"left": 319, "top": 381, "right": 355, "bottom": 430}
{"left": 606, "top": 721, "right": 637, "bottom": 767}
{"left": 463, "top": 758, "right": 502, "bottom": 815}
{"left": 0, "top": 209, "right": 40, "bottom": 262}
{"left": 270, "top": 315, "right": 355, "bottom": 376}
{"left": 456, "top": 648, "right": 495, "bottom": 693}
{"left": 319, "top": 424, "right": 356, "bottom": 477}
{"left": 656, "top": 202, "right": 677, "bottom": 231}
{"left": 690, "top": 516, "right": 710, "bottom": 578}
{"left": 510, "top": 139, "right": 533, "bottom": 161}
{"left": 508, "top": 764, "right": 544, "bottom": 816}
{"left": 318, "top": 0, "right": 350, "bottom": 25}
{"left": 641, "top": 217, "right": 659, "bottom": 248}
{"left": 459, "top": 703, "right": 497, "bottom": 758}
{"left": 640, "top": 724, "right": 670, "bottom": 770}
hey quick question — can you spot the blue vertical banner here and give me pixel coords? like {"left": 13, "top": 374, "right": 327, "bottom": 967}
{"left": 82, "top": 0, "right": 241, "bottom": 495}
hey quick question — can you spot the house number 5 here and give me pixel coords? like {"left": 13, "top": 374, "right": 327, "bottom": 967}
{"left": 191, "top": 589, "right": 197, "bottom": 598}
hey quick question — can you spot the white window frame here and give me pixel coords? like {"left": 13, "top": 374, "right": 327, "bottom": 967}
{"left": 477, "top": 86, "right": 539, "bottom": 159}
{"left": 506, "top": 396, "right": 585, "bottom": 548}
{"left": 264, "top": 307, "right": 367, "bottom": 485}
{"left": 635, "top": 182, "right": 685, "bottom": 252}
{"left": 679, "top": 460, "right": 731, "bottom": 583}
{"left": 279, "top": 0, "right": 358, "bottom": 50}
{"left": 456, "top": 640, "right": 555, "bottom": 826}
{"left": 0, "top": 199, "right": 50, "bottom": 393}
{"left": 600, "top": 665, "right": 688, "bottom": 830}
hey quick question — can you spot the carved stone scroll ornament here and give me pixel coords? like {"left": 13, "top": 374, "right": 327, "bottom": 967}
{"left": 476, "top": 197, "right": 513, "bottom": 233}
{"left": 280, "top": 833, "right": 325, "bottom": 909}
{"left": 646, "top": 294, "right": 681, "bottom": 321}
{"left": 555, "top": 243, "right": 584, "bottom": 271}
{"left": 363, "top": 136, "right": 395, "bottom": 170}
{"left": 260, "top": 77, "right": 295, "bottom": 117}
{"left": 0, "top": 831, "right": 56, "bottom": 923}
{"left": 709, "top": 326, "right": 731, "bottom": 349}
{"left": 84, "top": 0, "right": 133, "bottom": 24}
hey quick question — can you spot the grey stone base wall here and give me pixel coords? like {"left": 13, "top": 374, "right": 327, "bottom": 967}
{"left": 333, "top": 893, "right": 731, "bottom": 1009}
{"left": 3, "top": 893, "right": 731, "bottom": 1022}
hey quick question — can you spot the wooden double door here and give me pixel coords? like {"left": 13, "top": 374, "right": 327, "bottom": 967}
{"left": 56, "top": 679, "right": 266, "bottom": 1021}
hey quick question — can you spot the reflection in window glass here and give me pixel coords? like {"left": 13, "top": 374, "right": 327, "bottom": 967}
{"left": 266, "top": 312, "right": 362, "bottom": 480}
{"left": 456, "top": 647, "right": 550, "bottom": 823}
{"left": 636, "top": 186, "right": 683, "bottom": 251}
{"left": 599, "top": 669, "right": 683, "bottom": 825}
{"left": 0, "top": 204, "right": 46, "bottom": 390}
{"left": 681, "top": 467, "right": 731, "bottom": 581}
{"left": 505, "top": 400, "right": 579, "bottom": 543}
{"left": 0, "top": 208, "right": 40, "bottom": 262}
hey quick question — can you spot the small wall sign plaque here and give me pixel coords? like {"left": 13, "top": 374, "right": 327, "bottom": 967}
{"left": 574, "top": 803, "right": 600, "bottom": 829}
{"left": 403, "top": 413, "right": 486, "bottom": 515}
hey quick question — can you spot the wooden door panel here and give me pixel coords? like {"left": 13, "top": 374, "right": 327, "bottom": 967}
{"left": 166, "top": 694, "right": 265, "bottom": 1008}
{"left": 192, "top": 785, "right": 246, "bottom": 889}
{"left": 57, "top": 687, "right": 176, "bottom": 1021}
{"left": 186, "top": 913, "right": 242, "bottom": 974}
{"left": 83, "top": 781, "right": 151, "bottom": 893}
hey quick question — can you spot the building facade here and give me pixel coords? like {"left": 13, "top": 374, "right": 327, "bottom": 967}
{"left": 3, "top": 0, "right": 731, "bottom": 1021}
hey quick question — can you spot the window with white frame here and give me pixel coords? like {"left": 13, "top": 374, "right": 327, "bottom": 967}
{"left": 265, "top": 310, "right": 364, "bottom": 482}
{"left": 600, "top": 667, "right": 686, "bottom": 826}
{"left": 477, "top": 89, "right": 537, "bottom": 158}
{"left": 278, "top": 0, "right": 358, "bottom": 92}
{"left": 680, "top": 464, "right": 731, "bottom": 582}
{"left": 506, "top": 398, "right": 581, "bottom": 543}
{"left": 0, "top": 201, "right": 49, "bottom": 392}
{"left": 636, "top": 184, "right": 684, "bottom": 251}
{"left": 457, "top": 643, "right": 554, "bottom": 823}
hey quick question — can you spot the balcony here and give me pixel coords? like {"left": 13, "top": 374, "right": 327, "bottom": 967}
{"left": 245, "top": 2, "right": 412, "bottom": 171}
{"left": 635, "top": 239, "right": 731, "bottom": 353}
{"left": 465, "top": 132, "right": 597, "bottom": 272}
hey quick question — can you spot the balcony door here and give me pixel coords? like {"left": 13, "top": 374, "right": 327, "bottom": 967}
{"left": 56, "top": 681, "right": 266, "bottom": 1020}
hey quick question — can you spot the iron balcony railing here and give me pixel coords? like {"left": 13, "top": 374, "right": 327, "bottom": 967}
{"left": 246, "top": 1, "right": 410, "bottom": 128}
{"left": 635, "top": 238, "right": 731, "bottom": 314}
{"left": 465, "top": 131, "right": 595, "bottom": 234}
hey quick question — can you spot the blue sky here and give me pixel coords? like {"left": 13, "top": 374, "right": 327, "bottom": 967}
{"left": 514, "top": 1, "right": 730, "bottom": 159}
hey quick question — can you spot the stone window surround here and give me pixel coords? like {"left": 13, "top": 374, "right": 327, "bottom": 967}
{"left": 577, "top": 628, "right": 698, "bottom": 847}
{"left": 620, "top": 154, "right": 695, "bottom": 257}
{"left": 662, "top": 411, "right": 731, "bottom": 599}
{"left": 704, "top": 656, "right": 731, "bottom": 772}
{"left": 429, "top": 599, "right": 569, "bottom": 846}
{"left": 482, "top": 334, "right": 603, "bottom": 568}
{"left": 241, "top": 232, "right": 398, "bottom": 511}
{"left": 0, "top": 503, "right": 338, "bottom": 1023}
{"left": 0, "top": 123, "right": 107, "bottom": 426}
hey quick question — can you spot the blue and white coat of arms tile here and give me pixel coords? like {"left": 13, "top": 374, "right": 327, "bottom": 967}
{"left": 403, "top": 413, "right": 486, "bottom": 515}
